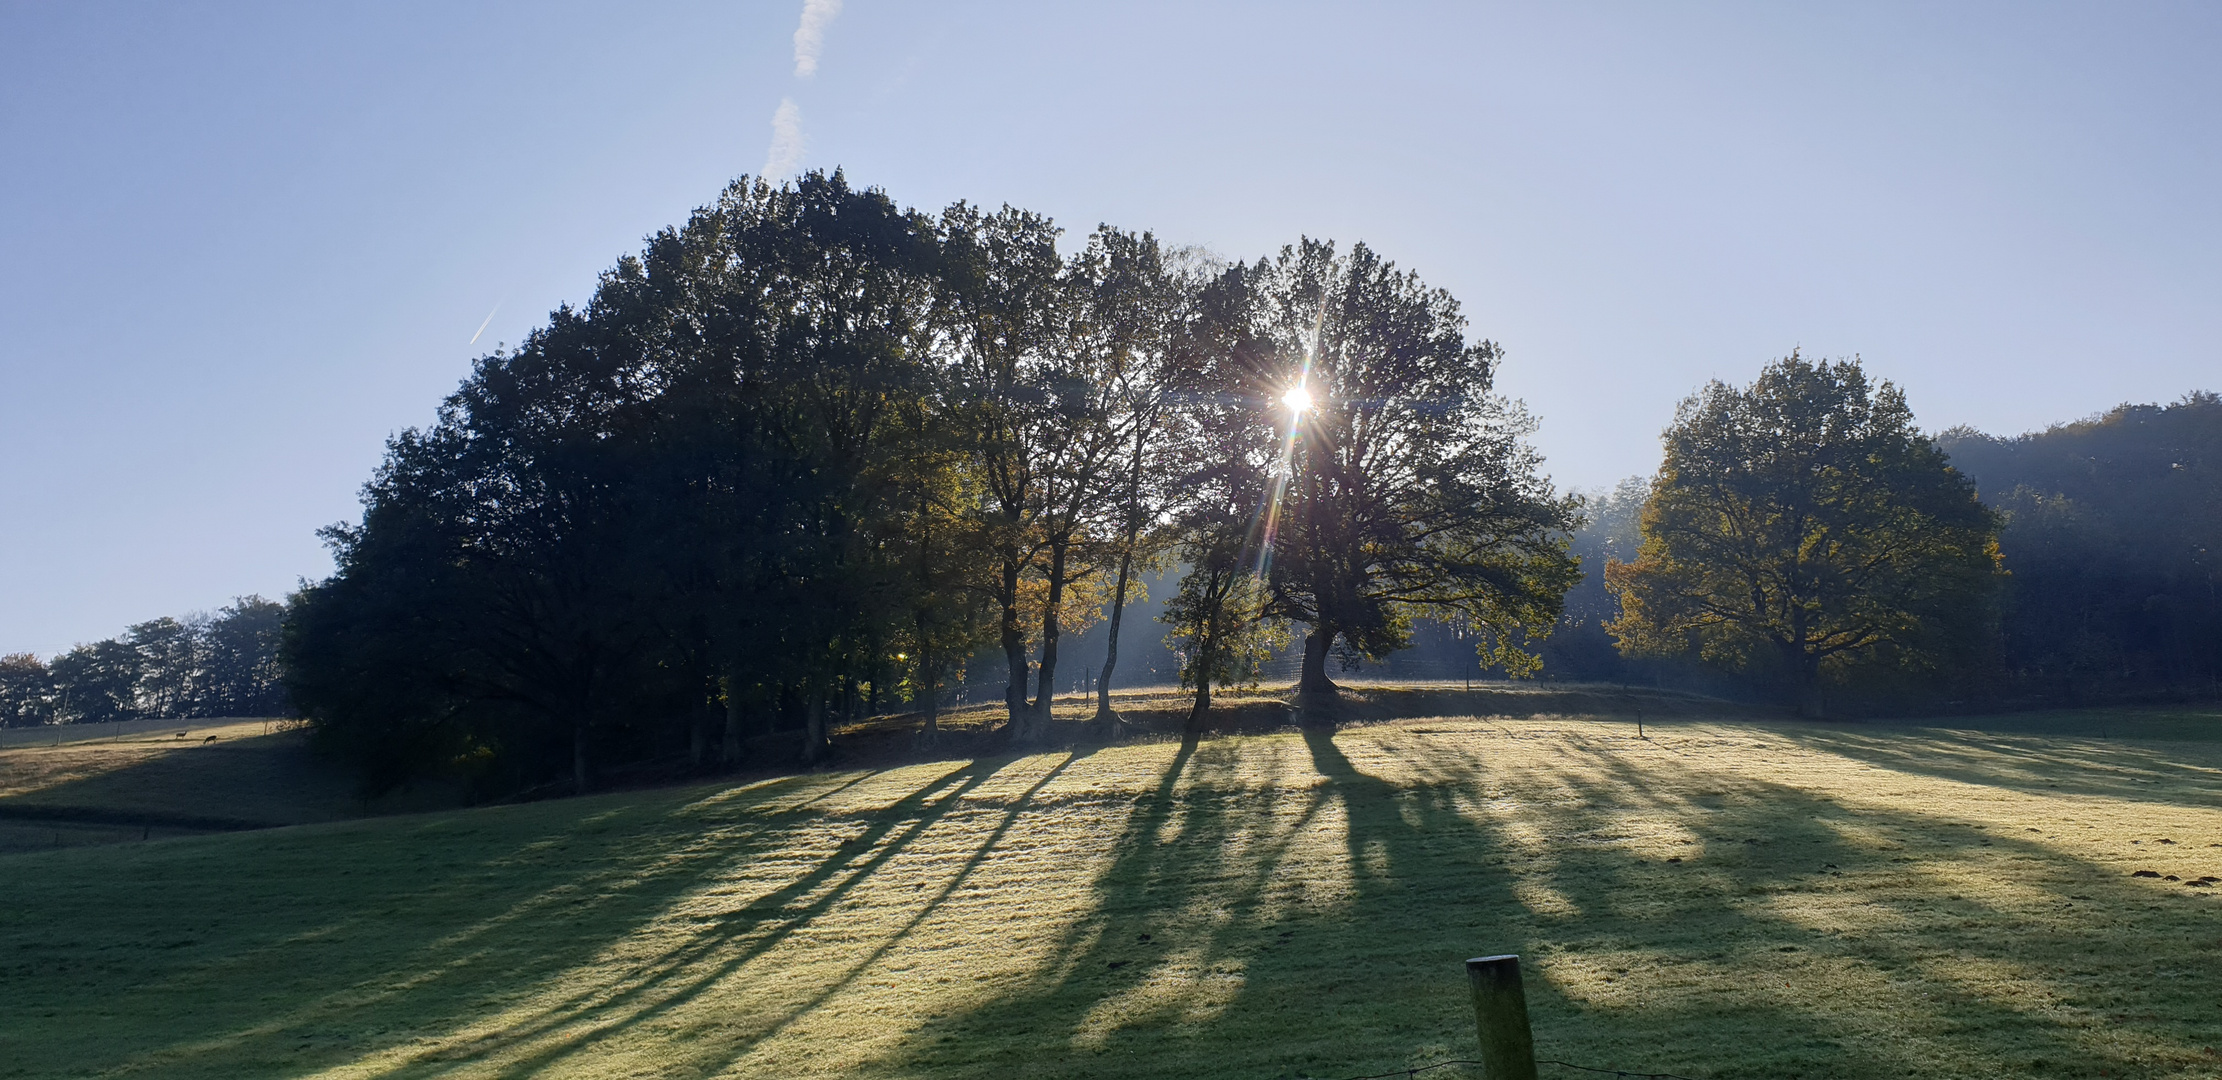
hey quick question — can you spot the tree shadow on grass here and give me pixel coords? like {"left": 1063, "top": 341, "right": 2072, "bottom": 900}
{"left": 476, "top": 750, "right": 1088, "bottom": 1080}
{"left": 851, "top": 724, "right": 2221, "bottom": 1079}
{"left": 1763, "top": 723, "right": 2222, "bottom": 811}
{"left": 1486, "top": 729, "right": 2221, "bottom": 1078}
{"left": 454, "top": 759, "right": 1039, "bottom": 1079}
{"left": 879, "top": 734, "right": 1398, "bottom": 1077}
{"left": 16, "top": 718, "right": 2221, "bottom": 1080}
{"left": 3, "top": 758, "right": 1025, "bottom": 1078}
{"left": 802, "top": 729, "right": 1523, "bottom": 1078}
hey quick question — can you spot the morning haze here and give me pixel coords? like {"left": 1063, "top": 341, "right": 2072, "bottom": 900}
{"left": 2, "top": 2, "right": 2216, "bottom": 655}
{"left": 2, "top": 7, "right": 2220, "bottom": 1077}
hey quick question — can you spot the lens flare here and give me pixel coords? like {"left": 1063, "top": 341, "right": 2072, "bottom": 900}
{"left": 1247, "top": 315, "right": 1327, "bottom": 583}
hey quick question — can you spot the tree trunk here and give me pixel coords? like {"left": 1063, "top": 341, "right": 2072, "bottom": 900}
{"left": 917, "top": 648, "right": 939, "bottom": 746}
{"left": 1297, "top": 627, "right": 1339, "bottom": 729}
{"left": 1096, "top": 545, "right": 1134, "bottom": 735}
{"left": 1788, "top": 644, "right": 1825, "bottom": 719}
{"left": 1000, "top": 555, "right": 1030, "bottom": 740}
{"left": 1033, "top": 537, "right": 1069, "bottom": 740}
{"left": 1183, "top": 613, "right": 1218, "bottom": 748}
{"left": 1298, "top": 627, "right": 1339, "bottom": 698}
{"left": 572, "top": 712, "right": 592, "bottom": 794}
{"left": 720, "top": 664, "right": 747, "bottom": 766}
{"left": 1098, "top": 418, "right": 1150, "bottom": 736}
{"left": 801, "top": 679, "right": 827, "bottom": 765}
{"left": 1183, "top": 674, "right": 1211, "bottom": 748}
{"left": 687, "top": 663, "right": 714, "bottom": 770}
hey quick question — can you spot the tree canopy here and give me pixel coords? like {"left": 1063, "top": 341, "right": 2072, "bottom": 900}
{"left": 1197, "top": 240, "right": 1580, "bottom": 700}
{"left": 282, "top": 173, "right": 1578, "bottom": 795}
{"left": 1606, "top": 353, "right": 2002, "bottom": 716}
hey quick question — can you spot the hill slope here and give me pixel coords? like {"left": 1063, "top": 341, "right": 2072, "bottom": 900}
{"left": 0, "top": 719, "right": 465, "bottom": 852}
{"left": 3, "top": 707, "right": 2220, "bottom": 1079}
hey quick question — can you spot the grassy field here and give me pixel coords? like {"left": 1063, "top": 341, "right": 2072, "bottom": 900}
{"left": 0, "top": 718, "right": 464, "bottom": 853}
{"left": 2, "top": 697, "right": 2219, "bottom": 1079}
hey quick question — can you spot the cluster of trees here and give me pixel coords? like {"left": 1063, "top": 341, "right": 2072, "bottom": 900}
{"left": 285, "top": 172, "right": 1577, "bottom": 797}
{"left": 280, "top": 170, "right": 2214, "bottom": 795}
{"left": 0, "top": 597, "right": 290, "bottom": 726}
{"left": 1939, "top": 393, "right": 2221, "bottom": 696}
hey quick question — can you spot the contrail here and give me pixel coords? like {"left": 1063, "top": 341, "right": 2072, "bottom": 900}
{"left": 468, "top": 301, "right": 502, "bottom": 346}
{"left": 792, "top": 0, "right": 842, "bottom": 77}
{"left": 762, "top": 98, "right": 805, "bottom": 178}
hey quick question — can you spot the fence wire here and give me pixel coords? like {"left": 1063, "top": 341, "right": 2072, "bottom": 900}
{"left": 1539, "top": 1059, "right": 1702, "bottom": 1080}
{"left": 1315, "top": 1059, "right": 1700, "bottom": 1080}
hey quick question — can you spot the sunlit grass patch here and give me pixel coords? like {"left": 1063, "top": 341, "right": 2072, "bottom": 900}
{"left": 3, "top": 706, "right": 2219, "bottom": 1079}
{"left": 0, "top": 719, "right": 277, "bottom": 801}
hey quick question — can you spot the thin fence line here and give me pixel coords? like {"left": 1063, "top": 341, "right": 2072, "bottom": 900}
{"left": 1540, "top": 1059, "right": 1702, "bottom": 1080}
{"left": 1313, "top": 1059, "right": 1481, "bottom": 1080}
{"left": 1313, "top": 1059, "right": 1700, "bottom": 1080}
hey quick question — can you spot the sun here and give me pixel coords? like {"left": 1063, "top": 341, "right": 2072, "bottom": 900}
{"left": 1282, "top": 384, "right": 1313, "bottom": 414}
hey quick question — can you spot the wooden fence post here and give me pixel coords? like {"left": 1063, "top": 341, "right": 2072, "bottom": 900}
{"left": 1466, "top": 954, "right": 1538, "bottom": 1080}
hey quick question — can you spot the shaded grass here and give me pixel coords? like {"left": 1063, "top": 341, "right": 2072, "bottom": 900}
{"left": 3, "top": 706, "right": 2220, "bottom": 1079}
{"left": 0, "top": 721, "right": 294, "bottom": 807}
{"left": 0, "top": 721, "right": 465, "bottom": 853}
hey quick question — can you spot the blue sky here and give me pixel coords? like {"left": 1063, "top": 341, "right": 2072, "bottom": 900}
{"left": 2, "top": 1, "right": 2217, "bottom": 656}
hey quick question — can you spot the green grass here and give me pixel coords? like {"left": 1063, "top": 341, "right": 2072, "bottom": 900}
{"left": 3, "top": 701, "right": 2220, "bottom": 1079}
{"left": 0, "top": 719, "right": 458, "bottom": 853}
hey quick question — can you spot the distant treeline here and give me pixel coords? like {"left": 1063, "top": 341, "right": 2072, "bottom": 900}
{"left": 1528, "top": 392, "right": 2222, "bottom": 707}
{"left": 0, "top": 597, "right": 290, "bottom": 726}
{"left": 1942, "top": 394, "right": 2221, "bottom": 696}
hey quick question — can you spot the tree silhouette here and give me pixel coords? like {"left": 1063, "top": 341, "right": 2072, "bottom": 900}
{"left": 1216, "top": 239, "right": 1577, "bottom": 701}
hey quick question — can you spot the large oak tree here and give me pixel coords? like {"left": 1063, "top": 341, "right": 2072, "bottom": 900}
{"left": 1212, "top": 240, "right": 1578, "bottom": 701}
{"left": 1606, "top": 353, "right": 2003, "bottom": 716}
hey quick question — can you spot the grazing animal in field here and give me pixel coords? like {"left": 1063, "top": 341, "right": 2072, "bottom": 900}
{"left": 202, "top": 735, "right": 217, "bottom": 744}
{"left": 174, "top": 732, "right": 187, "bottom": 739}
